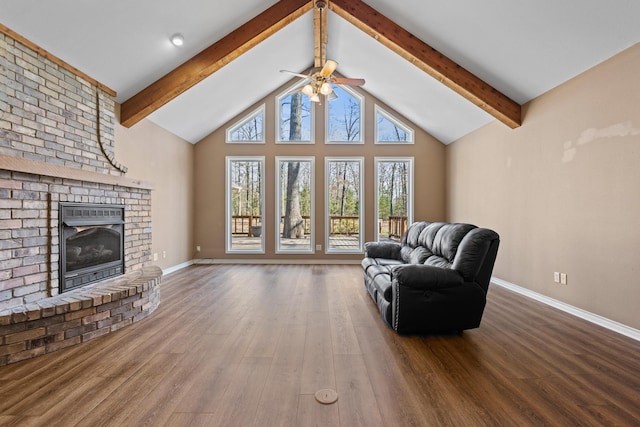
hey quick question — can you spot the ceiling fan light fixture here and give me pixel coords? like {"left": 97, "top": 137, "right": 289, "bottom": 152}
{"left": 310, "top": 93, "right": 321, "bottom": 103}
{"left": 170, "top": 33, "right": 184, "bottom": 47}
{"left": 302, "top": 84, "right": 314, "bottom": 97}
{"left": 320, "top": 82, "right": 332, "bottom": 95}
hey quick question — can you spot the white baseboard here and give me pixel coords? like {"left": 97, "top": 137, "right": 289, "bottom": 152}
{"left": 491, "top": 277, "right": 640, "bottom": 342}
{"left": 162, "top": 260, "right": 194, "bottom": 275}
{"left": 192, "top": 258, "right": 362, "bottom": 265}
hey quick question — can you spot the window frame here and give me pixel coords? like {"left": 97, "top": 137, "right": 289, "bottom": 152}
{"left": 226, "top": 104, "right": 266, "bottom": 144}
{"left": 275, "top": 81, "right": 315, "bottom": 145}
{"left": 225, "top": 156, "right": 266, "bottom": 254}
{"left": 275, "top": 156, "right": 315, "bottom": 254}
{"left": 325, "top": 85, "right": 365, "bottom": 145}
{"left": 374, "top": 105, "right": 414, "bottom": 144}
{"left": 374, "top": 157, "right": 414, "bottom": 242}
{"left": 324, "top": 157, "right": 365, "bottom": 254}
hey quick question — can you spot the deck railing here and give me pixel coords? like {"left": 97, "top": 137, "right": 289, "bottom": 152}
{"left": 231, "top": 215, "right": 262, "bottom": 236}
{"left": 232, "top": 215, "right": 364, "bottom": 236}
{"left": 328, "top": 215, "right": 359, "bottom": 235}
{"left": 232, "top": 215, "right": 408, "bottom": 238}
{"left": 278, "top": 216, "right": 311, "bottom": 235}
{"left": 378, "top": 216, "right": 408, "bottom": 239}
{"left": 388, "top": 215, "right": 408, "bottom": 238}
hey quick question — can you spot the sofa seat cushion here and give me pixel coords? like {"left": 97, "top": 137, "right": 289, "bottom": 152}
{"left": 362, "top": 257, "right": 403, "bottom": 271}
{"left": 372, "top": 270, "right": 393, "bottom": 302}
{"left": 362, "top": 265, "right": 393, "bottom": 300}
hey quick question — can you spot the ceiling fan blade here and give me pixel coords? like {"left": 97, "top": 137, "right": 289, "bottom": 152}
{"left": 320, "top": 60, "right": 338, "bottom": 77}
{"left": 280, "top": 70, "right": 311, "bottom": 79}
{"left": 331, "top": 77, "right": 365, "bottom": 86}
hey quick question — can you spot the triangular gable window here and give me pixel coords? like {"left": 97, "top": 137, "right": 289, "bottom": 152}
{"left": 226, "top": 105, "right": 265, "bottom": 143}
{"left": 375, "top": 105, "right": 414, "bottom": 144}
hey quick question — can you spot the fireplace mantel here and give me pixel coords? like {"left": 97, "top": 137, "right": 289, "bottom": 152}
{"left": 0, "top": 155, "right": 153, "bottom": 190}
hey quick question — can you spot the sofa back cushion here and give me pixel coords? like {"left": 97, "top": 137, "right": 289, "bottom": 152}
{"left": 401, "top": 222, "right": 429, "bottom": 248}
{"left": 400, "top": 222, "right": 430, "bottom": 264}
{"left": 400, "top": 222, "right": 498, "bottom": 280}
{"left": 430, "top": 223, "right": 477, "bottom": 261}
{"left": 400, "top": 245, "right": 431, "bottom": 264}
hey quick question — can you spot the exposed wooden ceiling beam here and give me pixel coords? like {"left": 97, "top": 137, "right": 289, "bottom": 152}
{"left": 329, "top": 0, "right": 522, "bottom": 128}
{"left": 120, "top": 0, "right": 312, "bottom": 128}
{"left": 313, "top": 1, "right": 328, "bottom": 67}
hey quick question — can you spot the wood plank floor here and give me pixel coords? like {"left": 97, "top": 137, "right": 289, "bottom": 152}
{"left": 1, "top": 265, "right": 639, "bottom": 426}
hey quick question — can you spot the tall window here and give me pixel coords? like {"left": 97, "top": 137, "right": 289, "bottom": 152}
{"left": 277, "top": 84, "right": 313, "bottom": 143}
{"left": 375, "top": 105, "right": 414, "bottom": 144}
{"left": 226, "top": 157, "right": 265, "bottom": 253}
{"left": 326, "top": 86, "right": 363, "bottom": 144}
{"left": 375, "top": 157, "right": 413, "bottom": 241}
{"left": 325, "top": 158, "right": 364, "bottom": 253}
{"left": 226, "top": 105, "right": 265, "bottom": 143}
{"left": 276, "top": 157, "right": 314, "bottom": 253}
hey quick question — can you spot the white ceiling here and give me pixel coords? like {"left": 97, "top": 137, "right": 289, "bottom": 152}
{"left": 2, "top": 0, "right": 640, "bottom": 144}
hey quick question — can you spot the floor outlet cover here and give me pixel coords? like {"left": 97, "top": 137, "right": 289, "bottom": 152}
{"left": 315, "top": 389, "right": 339, "bottom": 404}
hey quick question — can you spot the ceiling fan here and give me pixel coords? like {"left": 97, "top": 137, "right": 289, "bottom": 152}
{"left": 280, "top": 0, "right": 365, "bottom": 103}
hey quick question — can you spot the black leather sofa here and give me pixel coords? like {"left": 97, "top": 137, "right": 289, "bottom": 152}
{"left": 362, "top": 222, "right": 500, "bottom": 334}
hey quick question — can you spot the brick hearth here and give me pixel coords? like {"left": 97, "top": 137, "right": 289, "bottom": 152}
{"left": 0, "top": 266, "right": 162, "bottom": 366}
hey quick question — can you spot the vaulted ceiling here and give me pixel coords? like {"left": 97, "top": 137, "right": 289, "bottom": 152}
{"left": 2, "top": 0, "right": 640, "bottom": 144}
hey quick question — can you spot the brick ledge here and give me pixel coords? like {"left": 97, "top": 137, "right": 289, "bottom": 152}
{"left": 0, "top": 266, "right": 162, "bottom": 366}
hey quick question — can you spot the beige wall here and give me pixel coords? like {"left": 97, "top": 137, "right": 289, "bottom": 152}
{"left": 446, "top": 43, "right": 640, "bottom": 329}
{"left": 194, "top": 80, "right": 446, "bottom": 261}
{"left": 115, "top": 113, "right": 195, "bottom": 270}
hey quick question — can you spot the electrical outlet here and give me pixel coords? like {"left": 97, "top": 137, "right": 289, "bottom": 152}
{"left": 153, "top": 253, "right": 158, "bottom": 261}
{"left": 162, "top": 250, "right": 167, "bottom": 259}
{"left": 560, "top": 273, "right": 567, "bottom": 285}
{"left": 316, "top": 244, "right": 322, "bottom": 251}
{"left": 196, "top": 246, "right": 201, "bottom": 252}
{"left": 554, "top": 272, "right": 560, "bottom": 283}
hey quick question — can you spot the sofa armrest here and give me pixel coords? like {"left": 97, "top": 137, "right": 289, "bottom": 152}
{"left": 364, "top": 241, "right": 402, "bottom": 260}
{"left": 392, "top": 264, "right": 464, "bottom": 290}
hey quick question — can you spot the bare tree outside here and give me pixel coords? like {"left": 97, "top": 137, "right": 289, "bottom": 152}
{"left": 279, "top": 91, "right": 311, "bottom": 142}
{"left": 328, "top": 86, "right": 361, "bottom": 142}
{"left": 278, "top": 158, "right": 312, "bottom": 249}
{"left": 327, "top": 159, "right": 362, "bottom": 251}
{"left": 283, "top": 162, "right": 304, "bottom": 238}
{"left": 228, "top": 158, "right": 263, "bottom": 252}
{"left": 228, "top": 108, "right": 264, "bottom": 142}
{"left": 282, "top": 93, "right": 305, "bottom": 238}
{"left": 231, "top": 160, "right": 262, "bottom": 218}
{"left": 376, "top": 106, "right": 412, "bottom": 143}
{"left": 377, "top": 159, "right": 411, "bottom": 240}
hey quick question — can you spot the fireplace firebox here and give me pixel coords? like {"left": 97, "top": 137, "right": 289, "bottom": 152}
{"left": 59, "top": 203, "right": 125, "bottom": 293}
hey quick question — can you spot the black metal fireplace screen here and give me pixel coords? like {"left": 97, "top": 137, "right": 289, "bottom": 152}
{"left": 59, "top": 203, "right": 125, "bottom": 293}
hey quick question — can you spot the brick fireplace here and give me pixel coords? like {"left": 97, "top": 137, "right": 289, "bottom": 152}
{"left": 0, "top": 155, "right": 154, "bottom": 310}
{"left": 0, "top": 26, "right": 160, "bottom": 365}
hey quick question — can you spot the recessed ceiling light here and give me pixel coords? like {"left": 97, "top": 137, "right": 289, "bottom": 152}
{"left": 170, "top": 33, "right": 184, "bottom": 47}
